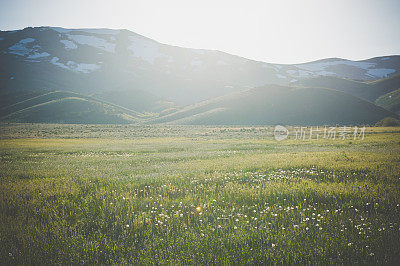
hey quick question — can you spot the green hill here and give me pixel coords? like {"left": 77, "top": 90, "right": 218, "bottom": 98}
{"left": 294, "top": 74, "right": 400, "bottom": 101}
{"left": 92, "top": 89, "right": 174, "bottom": 113}
{"left": 375, "top": 88, "right": 400, "bottom": 114}
{"left": 152, "top": 85, "right": 398, "bottom": 126}
{"left": 0, "top": 90, "right": 150, "bottom": 124}
{"left": 2, "top": 85, "right": 397, "bottom": 125}
{"left": 366, "top": 74, "right": 400, "bottom": 100}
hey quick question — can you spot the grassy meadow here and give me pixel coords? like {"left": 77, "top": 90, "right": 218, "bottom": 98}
{"left": 0, "top": 124, "right": 400, "bottom": 264}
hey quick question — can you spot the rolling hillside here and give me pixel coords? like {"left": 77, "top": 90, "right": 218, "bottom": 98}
{"left": 294, "top": 74, "right": 400, "bottom": 101}
{"left": 0, "top": 90, "right": 150, "bottom": 124}
{"left": 153, "top": 85, "right": 398, "bottom": 126}
{"left": 375, "top": 88, "right": 400, "bottom": 114}
{"left": 92, "top": 89, "right": 174, "bottom": 113}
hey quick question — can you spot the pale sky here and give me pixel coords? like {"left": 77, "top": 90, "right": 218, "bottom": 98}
{"left": 1, "top": 0, "right": 399, "bottom": 64}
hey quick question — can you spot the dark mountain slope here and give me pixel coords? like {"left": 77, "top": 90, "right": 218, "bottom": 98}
{"left": 1, "top": 27, "right": 399, "bottom": 124}
{"left": 294, "top": 74, "right": 400, "bottom": 101}
{"left": 366, "top": 74, "right": 400, "bottom": 99}
{"left": 152, "top": 85, "right": 398, "bottom": 126}
{"left": 375, "top": 88, "right": 400, "bottom": 114}
{"left": 1, "top": 27, "right": 399, "bottom": 108}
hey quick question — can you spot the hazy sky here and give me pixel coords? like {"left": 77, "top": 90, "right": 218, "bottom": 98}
{"left": 1, "top": 0, "right": 399, "bottom": 64}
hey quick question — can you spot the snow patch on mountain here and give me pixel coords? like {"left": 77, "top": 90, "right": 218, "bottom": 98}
{"left": 66, "top": 34, "right": 115, "bottom": 53}
{"left": 285, "top": 69, "right": 313, "bottom": 78}
{"left": 60, "top": 40, "right": 77, "bottom": 50}
{"left": 294, "top": 59, "right": 396, "bottom": 78}
{"left": 8, "top": 38, "right": 35, "bottom": 56}
{"left": 27, "top": 52, "right": 50, "bottom": 59}
{"left": 298, "top": 70, "right": 312, "bottom": 77}
{"left": 50, "top": 57, "right": 100, "bottom": 73}
{"left": 367, "top": 68, "right": 396, "bottom": 78}
{"left": 50, "top": 57, "right": 68, "bottom": 69}
{"left": 128, "top": 36, "right": 168, "bottom": 64}
{"left": 296, "top": 60, "right": 373, "bottom": 72}
{"left": 315, "top": 70, "right": 336, "bottom": 76}
{"left": 8, "top": 38, "right": 50, "bottom": 60}
{"left": 69, "top": 62, "right": 101, "bottom": 73}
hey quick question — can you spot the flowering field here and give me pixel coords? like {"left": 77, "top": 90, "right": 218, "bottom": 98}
{"left": 0, "top": 124, "right": 399, "bottom": 264}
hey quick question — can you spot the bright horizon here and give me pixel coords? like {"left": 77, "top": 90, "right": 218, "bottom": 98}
{"left": 1, "top": 0, "right": 400, "bottom": 64}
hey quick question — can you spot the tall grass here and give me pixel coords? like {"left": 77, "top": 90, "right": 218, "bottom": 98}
{"left": 0, "top": 124, "right": 399, "bottom": 264}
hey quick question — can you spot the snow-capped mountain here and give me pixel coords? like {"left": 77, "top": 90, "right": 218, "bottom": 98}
{"left": 1, "top": 26, "right": 400, "bottom": 107}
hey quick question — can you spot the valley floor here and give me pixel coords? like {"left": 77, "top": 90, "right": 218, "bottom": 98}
{"left": 0, "top": 124, "right": 399, "bottom": 264}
